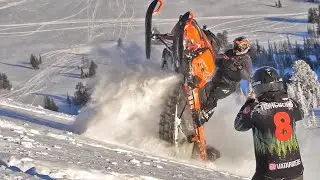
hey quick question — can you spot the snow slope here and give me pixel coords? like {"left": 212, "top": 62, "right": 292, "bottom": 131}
{"left": 0, "top": 0, "right": 318, "bottom": 179}
{"left": 0, "top": 100, "right": 247, "bottom": 180}
{"left": 0, "top": 0, "right": 315, "bottom": 108}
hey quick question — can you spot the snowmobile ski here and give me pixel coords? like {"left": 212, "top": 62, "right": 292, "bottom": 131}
{"left": 145, "top": 0, "right": 163, "bottom": 59}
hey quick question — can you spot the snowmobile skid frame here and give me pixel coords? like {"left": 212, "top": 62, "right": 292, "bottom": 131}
{"left": 145, "top": 0, "right": 220, "bottom": 161}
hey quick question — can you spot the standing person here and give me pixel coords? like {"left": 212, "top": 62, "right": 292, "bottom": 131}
{"left": 234, "top": 66, "right": 304, "bottom": 180}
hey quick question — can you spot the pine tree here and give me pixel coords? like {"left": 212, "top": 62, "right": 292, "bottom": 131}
{"left": 297, "top": 83, "right": 309, "bottom": 118}
{"left": 318, "top": 5, "right": 320, "bottom": 21}
{"left": 278, "top": 0, "right": 282, "bottom": 8}
{"left": 286, "top": 82, "right": 295, "bottom": 99}
{"left": 282, "top": 41, "right": 289, "bottom": 53}
{"left": 2, "top": 73, "right": 11, "bottom": 90}
{"left": 307, "top": 26, "right": 312, "bottom": 35}
{"left": 67, "top": 93, "right": 71, "bottom": 106}
{"left": 50, "top": 98, "right": 58, "bottom": 112}
{"left": 312, "top": 89, "right": 318, "bottom": 108}
{"left": 288, "top": 60, "right": 320, "bottom": 128}
{"left": 88, "top": 61, "right": 98, "bottom": 77}
{"left": 216, "top": 32, "right": 225, "bottom": 48}
{"left": 0, "top": 73, "right": 12, "bottom": 90}
{"left": 313, "top": 8, "right": 318, "bottom": 23}
{"left": 0, "top": 74, "right": 4, "bottom": 90}
{"left": 117, "top": 38, "right": 123, "bottom": 47}
{"left": 317, "top": 86, "right": 320, "bottom": 107}
{"left": 80, "top": 67, "right": 85, "bottom": 79}
{"left": 30, "top": 54, "right": 40, "bottom": 69}
{"left": 291, "top": 60, "right": 319, "bottom": 98}
{"left": 303, "top": 38, "right": 307, "bottom": 57}
{"left": 0, "top": 73, "right": 5, "bottom": 89}
{"left": 268, "top": 40, "right": 273, "bottom": 54}
{"left": 317, "top": 20, "right": 320, "bottom": 36}
{"left": 222, "top": 30, "right": 229, "bottom": 47}
{"left": 267, "top": 40, "right": 274, "bottom": 64}
{"left": 311, "top": 25, "right": 316, "bottom": 38}
{"left": 308, "top": 8, "right": 312, "bottom": 23}
{"left": 256, "top": 40, "right": 261, "bottom": 54}
{"left": 81, "top": 56, "right": 90, "bottom": 68}
{"left": 308, "top": 8, "right": 316, "bottom": 23}
{"left": 260, "top": 46, "right": 267, "bottom": 66}
{"left": 44, "top": 96, "right": 50, "bottom": 109}
{"left": 44, "top": 96, "right": 58, "bottom": 112}
{"left": 287, "top": 36, "right": 292, "bottom": 52}
{"left": 310, "top": 110, "right": 317, "bottom": 128}
{"left": 38, "top": 54, "right": 42, "bottom": 64}
{"left": 249, "top": 42, "right": 257, "bottom": 58}
{"left": 316, "top": 6, "right": 320, "bottom": 23}
{"left": 306, "top": 37, "right": 316, "bottom": 56}
{"left": 73, "top": 82, "right": 90, "bottom": 106}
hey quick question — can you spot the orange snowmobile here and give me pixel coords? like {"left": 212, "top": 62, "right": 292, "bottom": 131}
{"left": 145, "top": 0, "right": 221, "bottom": 161}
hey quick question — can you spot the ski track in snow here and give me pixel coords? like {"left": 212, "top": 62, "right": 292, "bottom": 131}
{"left": 0, "top": 92, "right": 316, "bottom": 180}
{"left": 0, "top": 12, "right": 307, "bottom": 37}
{"left": 0, "top": 0, "right": 123, "bottom": 100}
{"left": 0, "top": 0, "right": 27, "bottom": 10}
{"left": 0, "top": 47, "right": 89, "bottom": 100}
{"left": 0, "top": 10, "right": 306, "bottom": 100}
{"left": 0, "top": 0, "right": 308, "bottom": 101}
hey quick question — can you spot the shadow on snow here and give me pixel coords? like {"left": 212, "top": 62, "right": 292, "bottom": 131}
{"left": 264, "top": 17, "right": 308, "bottom": 24}
{"left": 0, "top": 108, "right": 72, "bottom": 132}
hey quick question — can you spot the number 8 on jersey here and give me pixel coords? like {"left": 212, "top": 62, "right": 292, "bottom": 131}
{"left": 274, "top": 112, "right": 293, "bottom": 141}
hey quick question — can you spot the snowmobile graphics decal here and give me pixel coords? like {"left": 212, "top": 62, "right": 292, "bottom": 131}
{"left": 269, "top": 159, "right": 301, "bottom": 171}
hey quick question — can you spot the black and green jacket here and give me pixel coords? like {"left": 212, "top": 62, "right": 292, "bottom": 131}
{"left": 234, "top": 92, "right": 304, "bottom": 179}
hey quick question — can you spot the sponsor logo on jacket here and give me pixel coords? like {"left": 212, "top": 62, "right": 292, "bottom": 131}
{"left": 269, "top": 159, "right": 301, "bottom": 171}
{"left": 259, "top": 101, "right": 293, "bottom": 111}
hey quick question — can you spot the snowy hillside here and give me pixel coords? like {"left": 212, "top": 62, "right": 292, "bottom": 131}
{"left": 0, "top": 0, "right": 319, "bottom": 179}
{"left": 0, "top": 0, "right": 314, "bottom": 107}
{"left": 0, "top": 99, "right": 247, "bottom": 179}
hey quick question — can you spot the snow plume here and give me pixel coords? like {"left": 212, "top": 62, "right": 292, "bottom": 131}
{"left": 204, "top": 94, "right": 256, "bottom": 178}
{"left": 73, "top": 41, "right": 181, "bottom": 157}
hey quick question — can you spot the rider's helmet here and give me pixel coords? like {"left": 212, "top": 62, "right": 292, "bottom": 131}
{"left": 251, "top": 66, "right": 284, "bottom": 98}
{"left": 233, "top": 36, "right": 250, "bottom": 55}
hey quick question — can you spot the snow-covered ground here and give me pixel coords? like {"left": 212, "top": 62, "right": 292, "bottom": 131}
{"left": 0, "top": 0, "right": 318, "bottom": 179}
{"left": 0, "top": 0, "right": 314, "bottom": 107}
{"left": 0, "top": 100, "right": 247, "bottom": 180}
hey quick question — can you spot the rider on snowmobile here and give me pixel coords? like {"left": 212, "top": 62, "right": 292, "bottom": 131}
{"left": 198, "top": 36, "right": 252, "bottom": 124}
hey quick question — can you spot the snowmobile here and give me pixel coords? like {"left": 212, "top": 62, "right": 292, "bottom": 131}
{"left": 145, "top": 0, "right": 221, "bottom": 161}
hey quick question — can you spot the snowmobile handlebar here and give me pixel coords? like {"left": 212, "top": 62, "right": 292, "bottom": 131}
{"left": 153, "top": 33, "right": 174, "bottom": 41}
{"left": 152, "top": 0, "right": 163, "bottom": 15}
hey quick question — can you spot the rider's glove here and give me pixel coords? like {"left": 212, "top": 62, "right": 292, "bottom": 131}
{"left": 195, "top": 118, "right": 207, "bottom": 126}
